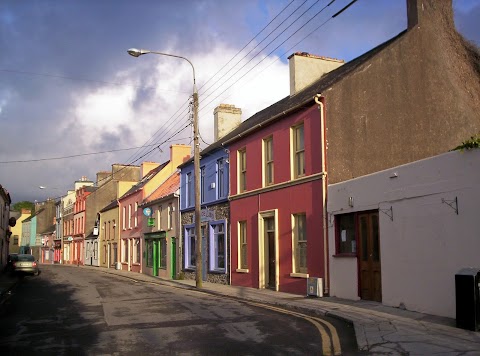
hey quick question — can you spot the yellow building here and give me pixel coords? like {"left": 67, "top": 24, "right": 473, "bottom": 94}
{"left": 9, "top": 209, "right": 31, "bottom": 254}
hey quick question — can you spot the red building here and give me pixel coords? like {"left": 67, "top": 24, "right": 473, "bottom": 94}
{"left": 228, "top": 100, "right": 328, "bottom": 294}
{"left": 72, "top": 185, "right": 96, "bottom": 265}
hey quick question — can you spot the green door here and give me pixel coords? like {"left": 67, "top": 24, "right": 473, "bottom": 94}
{"left": 152, "top": 240, "right": 159, "bottom": 277}
{"left": 171, "top": 237, "right": 176, "bottom": 279}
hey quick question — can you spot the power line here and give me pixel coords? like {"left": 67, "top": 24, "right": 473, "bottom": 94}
{"left": 198, "top": 0, "right": 338, "bottom": 114}
{"left": 0, "top": 68, "right": 190, "bottom": 94}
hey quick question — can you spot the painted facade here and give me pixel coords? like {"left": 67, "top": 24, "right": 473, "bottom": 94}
{"left": 228, "top": 105, "right": 326, "bottom": 294}
{"left": 9, "top": 209, "right": 30, "bottom": 254}
{"left": 62, "top": 192, "right": 75, "bottom": 264}
{"left": 72, "top": 186, "right": 96, "bottom": 265}
{"left": 180, "top": 147, "right": 232, "bottom": 284}
{"left": 119, "top": 145, "right": 191, "bottom": 273}
{"left": 178, "top": 104, "right": 240, "bottom": 285}
{"left": 99, "top": 200, "right": 120, "bottom": 269}
{"left": 141, "top": 172, "right": 181, "bottom": 279}
{"left": 84, "top": 165, "right": 140, "bottom": 267}
{"left": 328, "top": 149, "right": 480, "bottom": 318}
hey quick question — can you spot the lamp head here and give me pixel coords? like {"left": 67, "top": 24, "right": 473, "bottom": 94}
{"left": 127, "top": 48, "right": 150, "bottom": 57}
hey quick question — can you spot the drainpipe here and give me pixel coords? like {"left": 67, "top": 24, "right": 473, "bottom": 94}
{"left": 315, "top": 94, "right": 329, "bottom": 296}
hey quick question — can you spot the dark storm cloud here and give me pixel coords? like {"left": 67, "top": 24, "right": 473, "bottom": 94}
{"left": 0, "top": 0, "right": 477, "bottom": 203}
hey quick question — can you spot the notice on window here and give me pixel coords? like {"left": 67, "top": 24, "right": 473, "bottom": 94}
{"left": 341, "top": 230, "right": 347, "bottom": 242}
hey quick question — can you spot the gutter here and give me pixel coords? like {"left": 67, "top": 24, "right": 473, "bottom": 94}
{"left": 315, "top": 93, "right": 330, "bottom": 296}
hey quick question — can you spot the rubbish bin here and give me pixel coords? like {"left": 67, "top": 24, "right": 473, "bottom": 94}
{"left": 455, "top": 268, "right": 480, "bottom": 331}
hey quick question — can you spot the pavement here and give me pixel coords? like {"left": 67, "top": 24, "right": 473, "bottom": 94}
{"left": 3, "top": 264, "right": 480, "bottom": 355}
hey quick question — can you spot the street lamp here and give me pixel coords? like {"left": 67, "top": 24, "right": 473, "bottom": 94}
{"left": 127, "top": 48, "right": 203, "bottom": 288}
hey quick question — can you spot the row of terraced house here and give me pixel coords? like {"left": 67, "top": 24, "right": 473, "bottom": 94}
{"left": 8, "top": 0, "right": 480, "bottom": 320}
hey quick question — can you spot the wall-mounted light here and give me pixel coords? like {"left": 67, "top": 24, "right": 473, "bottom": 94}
{"left": 390, "top": 172, "right": 398, "bottom": 178}
{"left": 348, "top": 196, "right": 354, "bottom": 207}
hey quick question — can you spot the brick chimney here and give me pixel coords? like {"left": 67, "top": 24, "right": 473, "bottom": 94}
{"left": 214, "top": 104, "right": 242, "bottom": 142}
{"left": 288, "top": 52, "right": 344, "bottom": 96}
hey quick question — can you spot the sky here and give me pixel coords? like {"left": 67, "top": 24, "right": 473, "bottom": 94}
{"left": 1, "top": 0, "right": 479, "bottom": 204}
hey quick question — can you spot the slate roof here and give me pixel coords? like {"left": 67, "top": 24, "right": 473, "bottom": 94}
{"left": 39, "top": 224, "right": 55, "bottom": 235}
{"left": 142, "top": 172, "right": 180, "bottom": 205}
{"left": 179, "top": 29, "right": 407, "bottom": 168}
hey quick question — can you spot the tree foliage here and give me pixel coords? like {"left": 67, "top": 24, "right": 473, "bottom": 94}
{"left": 12, "top": 201, "right": 35, "bottom": 213}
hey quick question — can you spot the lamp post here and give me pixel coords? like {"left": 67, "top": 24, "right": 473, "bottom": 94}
{"left": 127, "top": 48, "right": 203, "bottom": 288}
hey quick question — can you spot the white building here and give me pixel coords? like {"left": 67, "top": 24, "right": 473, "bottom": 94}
{"left": 327, "top": 149, "right": 480, "bottom": 318}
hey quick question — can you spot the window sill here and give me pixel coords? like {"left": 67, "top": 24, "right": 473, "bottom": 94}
{"left": 209, "top": 270, "right": 226, "bottom": 274}
{"left": 184, "top": 268, "right": 196, "bottom": 272}
{"left": 236, "top": 268, "right": 249, "bottom": 273}
{"left": 290, "top": 272, "right": 309, "bottom": 278}
{"left": 332, "top": 253, "right": 357, "bottom": 258}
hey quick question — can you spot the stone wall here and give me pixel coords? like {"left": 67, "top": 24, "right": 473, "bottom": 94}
{"left": 181, "top": 201, "right": 230, "bottom": 285}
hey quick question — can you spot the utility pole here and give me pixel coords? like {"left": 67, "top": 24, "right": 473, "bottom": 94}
{"left": 192, "top": 89, "right": 202, "bottom": 288}
{"left": 127, "top": 48, "right": 203, "bottom": 288}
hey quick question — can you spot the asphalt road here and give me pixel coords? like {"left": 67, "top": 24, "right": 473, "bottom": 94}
{"left": 0, "top": 265, "right": 360, "bottom": 355}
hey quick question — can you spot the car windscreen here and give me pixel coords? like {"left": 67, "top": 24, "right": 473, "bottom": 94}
{"left": 17, "top": 255, "right": 35, "bottom": 261}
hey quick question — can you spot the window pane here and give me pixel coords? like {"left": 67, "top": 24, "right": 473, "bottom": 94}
{"left": 294, "top": 214, "right": 307, "bottom": 273}
{"left": 239, "top": 221, "right": 247, "bottom": 269}
{"left": 160, "top": 238, "right": 167, "bottom": 268}
{"left": 146, "top": 240, "right": 153, "bottom": 267}
{"left": 338, "top": 213, "right": 356, "bottom": 254}
{"left": 190, "top": 228, "right": 196, "bottom": 267}
{"left": 295, "top": 125, "right": 304, "bottom": 150}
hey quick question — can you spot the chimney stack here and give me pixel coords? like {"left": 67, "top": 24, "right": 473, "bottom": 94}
{"left": 214, "top": 104, "right": 242, "bottom": 142}
{"left": 407, "top": 0, "right": 454, "bottom": 31}
{"left": 288, "top": 52, "right": 344, "bottom": 96}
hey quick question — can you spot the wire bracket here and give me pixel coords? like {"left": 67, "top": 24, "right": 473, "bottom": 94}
{"left": 380, "top": 206, "right": 393, "bottom": 221}
{"left": 441, "top": 197, "right": 458, "bottom": 215}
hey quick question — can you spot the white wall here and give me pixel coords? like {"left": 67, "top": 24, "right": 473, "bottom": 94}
{"left": 327, "top": 150, "right": 480, "bottom": 318}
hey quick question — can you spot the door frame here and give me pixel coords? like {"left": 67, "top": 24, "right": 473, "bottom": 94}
{"left": 258, "top": 209, "right": 278, "bottom": 290}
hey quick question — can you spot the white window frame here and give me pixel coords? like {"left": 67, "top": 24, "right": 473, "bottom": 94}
{"left": 209, "top": 221, "right": 226, "bottom": 272}
{"left": 200, "top": 166, "right": 206, "bottom": 203}
{"left": 184, "top": 225, "right": 196, "bottom": 269}
{"left": 128, "top": 204, "right": 132, "bottom": 229}
{"left": 157, "top": 205, "right": 163, "bottom": 230}
{"left": 122, "top": 206, "right": 126, "bottom": 230}
{"left": 217, "top": 158, "right": 226, "bottom": 199}
{"left": 186, "top": 172, "right": 194, "bottom": 207}
{"left": 168, "top": 203, "right": 173, "bottom": 230}
{"left": 134, "top": 202, "right": 138, "bottom": 227}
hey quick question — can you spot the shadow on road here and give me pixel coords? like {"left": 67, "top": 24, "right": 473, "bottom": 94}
{"left": 0, "top": 268, "right": 101, "bottom": 355}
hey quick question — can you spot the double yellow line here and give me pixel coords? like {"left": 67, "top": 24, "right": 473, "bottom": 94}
{"left": 248, "top": 302, "right": 342, "bottom": 356}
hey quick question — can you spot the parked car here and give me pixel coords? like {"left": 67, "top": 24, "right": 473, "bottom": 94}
{"left": 5, "top": 253, "right": 19, "bottom": 273}
{"left": 11, "top": 254, "right": 40, "bottom": 276}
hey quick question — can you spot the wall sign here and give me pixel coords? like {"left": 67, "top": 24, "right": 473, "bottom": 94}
{"left": 143, "top": 207, "right": 152, "bottom": 217}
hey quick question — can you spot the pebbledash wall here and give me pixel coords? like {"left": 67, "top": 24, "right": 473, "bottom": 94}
{"left": 327, "top": 149, "right": 480, "bottom": 318}
{"left": 181, "top": 201, "right": 230, "bottom": 285}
